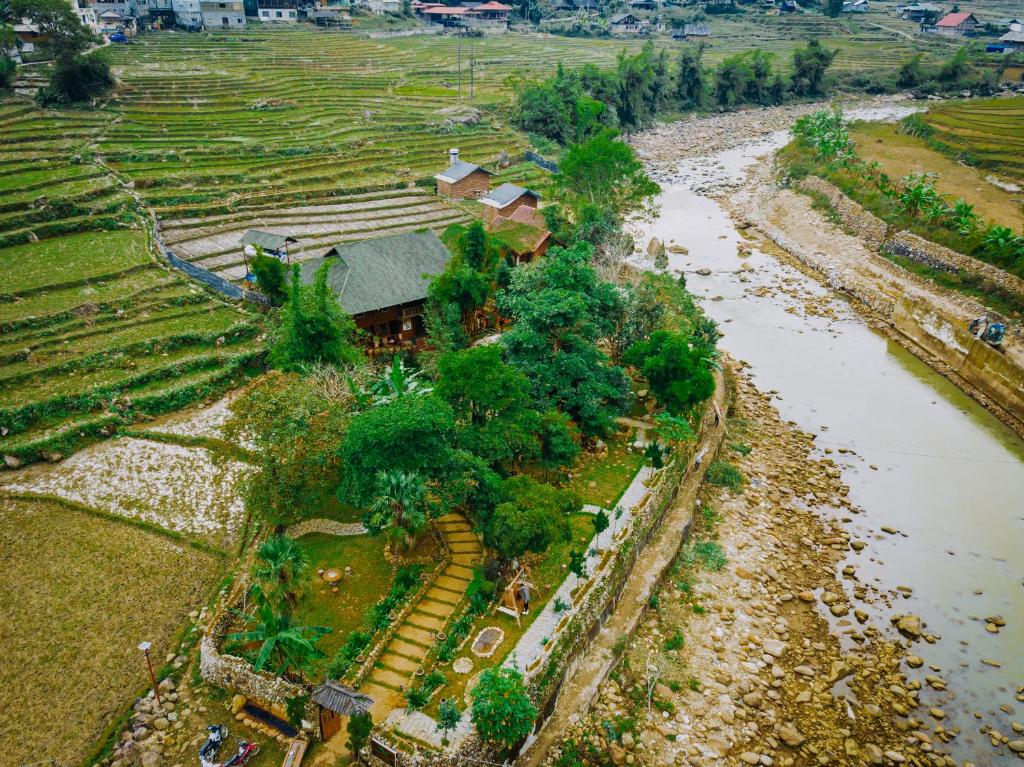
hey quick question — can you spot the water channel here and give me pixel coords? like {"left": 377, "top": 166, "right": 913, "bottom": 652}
{"left": 632, "top": 113, "right": 1024, "bottom": 764}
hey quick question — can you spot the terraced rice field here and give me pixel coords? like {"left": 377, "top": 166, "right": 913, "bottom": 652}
{"left": 922, "top": 97, "right": 1024, "bottom": 186}
{"left": 0, "top": 103, "right": 266, "bottom": 467}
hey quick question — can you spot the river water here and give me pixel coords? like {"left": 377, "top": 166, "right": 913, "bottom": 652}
{"left": 632, "top": 113, "right": 1024, "bottom": 764}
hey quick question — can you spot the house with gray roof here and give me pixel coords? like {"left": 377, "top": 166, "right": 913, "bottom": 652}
{"left": 434, "top": 152, "right": 493, "bottom": 199}
{"left": 301, "top": 231, "right": 452, "bottom": 345}
{"left": 240, "top": 230, "right": 298, "bottom": 261}
{"left": 480, "top": 183, "right": 540, "bottom": 225}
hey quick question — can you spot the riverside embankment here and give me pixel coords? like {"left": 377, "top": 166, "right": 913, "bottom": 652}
{"left": 626, "top": 103, "right": 1024, "bottom": 766}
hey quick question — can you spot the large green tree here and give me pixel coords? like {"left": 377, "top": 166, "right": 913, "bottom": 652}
{"left": 791, "top": 40, "right": 837, "bottom": 97}
{"left": 470, "top": 667, "right": 537, "bottom": 749}
{"left": 676, "top": 43, "right": 707, "bottom": 109}
{"left": 498, "top": 241, "right": 630, "bottom": 437}
{"left": 486, "top": 475, "right": 578, "bottom": 560}
{"left": 365, "top": 469, "right": 430, "bottom": 551}
{"left": 624, "top": 330, "right": 715, "bottom": 414}
{"left": 557, "top": 129, "right": 659, "bottom": 210}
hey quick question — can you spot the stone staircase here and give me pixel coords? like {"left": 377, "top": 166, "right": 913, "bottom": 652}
{"left": 362, "top": 512, "right": 481, "bottom": 719}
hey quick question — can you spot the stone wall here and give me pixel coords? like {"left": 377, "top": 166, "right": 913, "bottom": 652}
{"left": 885, "top": 231, "right": 1024, "bottom": 304}
{"left": 199, "top": 617, "right": 309, "bottom": 711}
{"left": 798, "top": 176, "right": 888, "bottom": 248}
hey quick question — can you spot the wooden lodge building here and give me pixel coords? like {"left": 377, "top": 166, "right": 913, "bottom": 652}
{"left": 479, "top": 182, "right": 540, "bottom": 226}
{"left": 434, "top": 150, "right": 493, "bottom": 199}
{"left": 301, "top": 231, "right": 452, "bottom": 347}
{"left": 491, "top": 204, "right": 552, "bottom": 263}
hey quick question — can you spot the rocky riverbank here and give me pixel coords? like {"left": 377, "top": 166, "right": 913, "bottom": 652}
{"left": 545, "top": 367, "right": 1021, "bottom": 767}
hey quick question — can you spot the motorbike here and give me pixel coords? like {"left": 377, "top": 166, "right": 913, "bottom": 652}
{"left": 222, "top": 741, "right": 260, "bottom": 767}
{"left": 198, "top": 725, "right": 228, "bottom": 767}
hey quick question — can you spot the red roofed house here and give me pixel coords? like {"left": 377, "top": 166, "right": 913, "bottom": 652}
{"left": 419, "top": 4, "right": 469, "bottom": 26}
{"left": 466, "top": 1, "right": 512, "bottom": 30}
{"left": 932, "top": 11, "right": 978, "bottom": 35}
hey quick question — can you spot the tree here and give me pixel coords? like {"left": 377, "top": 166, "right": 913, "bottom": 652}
{"left": 557, "top": 128, "right": 659, "bottom": 210}
{"left": 568, "top": 549, "right": 587, "bottom": 580}
{"left": 610, "top": 278, "right": 667, "bottom": 363}
{"left": 251, "top": 251, "right": 288, "bottom": 306}
{"left": 498, "top": 241, "right": 631, "bottom": 437}
{"left": 365, "top": 470, "right": 430, "bottom": 551}
{"left": 227, "top": 598, "right": 331, "bottom": 679}
{"left": 625, "top": 330, "right": 715, "bottom": 414}
{"left": 222, "top": 372, "right": 351, "bottom": 527}
{"left": 826, "top": 0, "right": 842, "bottom": 16}
{"left": 12, "top": 0, "right": 94, "bottom": 59}
{"left": 675, "top": 43, "right": 707, "bottom": 109}
{"left": 593, "top": 509, "right": 609, "bottom": 548}
{"left": 437, "top": 698, "right": 461, "bottom": 743}
{"left": 515, "top": 80, "right": 574, "bottom": 144}
{"left": 270, "top": 263, "right": 361, "bottom": 372}
{"left": 346, "top": 711, "right": 373, "bottom": 763}
{"left": 537, "top": 409, "right": 580, "bottom": 471}
{"left": 470, "top": 667, "right": 537, "bottom": 749}
{"left": 897, "top": 54, "right": 925, "bottom": 88}
{"left": 37, "top": 53, "right": 113, "bottom": 106}
{"left": 252, "top": 535, "right": 310, "bottom": 613}
{"left": 341, "top": 394, "right": 457, "bottom": 505}
{"left": 435, "top": 345, "right": 549, "bottom": 470}
{"left": 487, "top": 475, "right": 578, "bottom": 560}
{"left": 791, "top": 40, "right": 837, "bottom": 97}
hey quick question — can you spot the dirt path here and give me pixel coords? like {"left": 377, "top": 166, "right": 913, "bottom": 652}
{"left": 518, "top": 370, "right": 727, "bottom": 767}
{"left": 543, "top": 367, "right": 952, "bottom": 767}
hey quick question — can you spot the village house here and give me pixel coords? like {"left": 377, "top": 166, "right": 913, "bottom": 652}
{"left": 627, "top": 0, "right": 656, "bottom": 10}
{"left": 842, "top": 0, "right": 867, "bottom": 13}
{"left": 200, "top": 0, "right": 246, "bottom": 27}
{"left": 553, "top": 0, "right": 598, "bottom": 12}
{"left": 171, "top": 0, "right": 204, "bottom": 29}
{"left": 999, "top": 30, "right": 1024, "bottom": 53}
{"left": 489, "top": 205, "right": 552, "bottom": 264}
{"left": 609, "top": 12, "right": 642, "bottom": 35}
{"left": 779, "top": 1, "right": 800, "bottom": 12}
{"left": 301, "top": 231, "right": 453, "bottom": 346}
{"left": 930, "top": 11, "right": 978, "bottom": 35}
{"left": 364, "top": 0, "right": 403, "bottom": 14}
{"left": 676, "top": 22, "right": 709, "bottom": 40}
{"left": 465, "top": 1, "right": 512, "bottom": 30}
{"left": 895, "top": 3, "right": 941, "bottom": 22}
{"left": 480, "top": 182, "right": 540, "bottom": 226}
{"left": 434, "top": 150, "right": 493, "bottom": 199}
{"left": 257, "top": 0, "right": 299, "bottom": 21}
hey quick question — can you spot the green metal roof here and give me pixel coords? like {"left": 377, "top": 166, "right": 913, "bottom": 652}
{"left": 240, "top": 230, "right": 297, "bottom": 251}
{"left": 301, "top": 231, "right": 452, "bottom": 316}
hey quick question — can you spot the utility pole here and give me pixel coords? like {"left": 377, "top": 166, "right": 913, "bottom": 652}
{"left": 457, "top": 26, "right": 462, "bottom": 99}
{"left": 469, "top": 32, "right": 475, "bottom": 101}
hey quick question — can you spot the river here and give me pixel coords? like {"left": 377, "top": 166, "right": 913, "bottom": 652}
{"left": 632, "top": 112, "right": 1024, "bottom": 764}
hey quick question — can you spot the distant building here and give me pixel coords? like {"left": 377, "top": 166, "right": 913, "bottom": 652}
{"left": 896, "top": 3, "right": 941, "bottom": 22}
{"left": 201, "top": 0, "right": 246, "bottom": 27}
{"left": 609, "top": 11, "right": 642, "bottom": 34}
{"left": 417, "top": 1, "right": 511, "bottom": 29}
{"left": 931, "top": 11, "right": 978, "bottom": 35}
{"left": 480, "top": 183, "right": 540, "bottom": 226}
{"left": 257, "top": 0, "right": 298, "bottom": 21}
{"left": 435, "top": 151, "right": 493, "bottom": 199}
{"left": 364, "top": 0, "right": 402, "bottom": 14}
{"left": 81, "top": 0, "right": 149, "bottom": 33}
{"left": 999, "top": 30, "right": 1024, "bottom": 52}
{"left": 172, "top": 0, "right": 204, "bottom": 28}
{"left": 779, "top": 1, "right": 800, "bottom": 13}
{"left": 627, "top": 0, "right": 656, "bottom": 9}
{"left": 842, "top": 0, "right": 867, "bottom": 13}
{"left": 72, "top": 2, "right": 100, "bottom": 32}
{"left": 678, "top": 22, "right": 709, "bottom": 39}
{"left": 301, "top": 231, "right": 454, "bottom": 345}
{"left": 241, "top": 230, "right": 298, "bottom": 262}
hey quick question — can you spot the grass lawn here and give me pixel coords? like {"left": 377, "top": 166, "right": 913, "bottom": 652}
{"left": 294, "top": 533, "right": 393, "bottom": 661}
{"left": 565, "top": 428, "right": 646, "bottom": 509}
{"left": 849, "top": 120, "right": 1024, "bottom": 232}
{"left": 0, "top": 496, "right": 225, "bottom": 767}
{"left": 0, "top": 229, "right": 153, "bottom": 295}
{"left": 422, "top": 512, "right": 595, "bottom": 718}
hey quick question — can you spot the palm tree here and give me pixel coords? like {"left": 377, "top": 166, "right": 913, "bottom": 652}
{"left": 252, "top": 535, "right": 309, "bottom": 614}
{"left": 365, "top": 470, "right": 429, "bottom": 552}
{"left": 228, "top": 599, "right": 331, "bottom": 679}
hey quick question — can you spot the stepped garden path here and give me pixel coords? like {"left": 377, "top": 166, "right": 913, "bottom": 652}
{"left": 362, "top": 512, "right": 481, "bottom": 720}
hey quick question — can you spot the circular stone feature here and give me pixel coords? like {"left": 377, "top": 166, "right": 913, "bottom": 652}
{"left": 471, "top": 626, "right": 505, "bottom": 658}
{"left": 452, "top": 657, "right": 473, "bottom": 674}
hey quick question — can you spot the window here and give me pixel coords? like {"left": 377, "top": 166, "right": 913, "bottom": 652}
{"left": 275, "top": 9, "right": 281, "bottom": 15}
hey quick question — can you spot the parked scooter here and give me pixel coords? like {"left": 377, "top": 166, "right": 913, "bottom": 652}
{"left": 221, "top": 741, "right": 260, "bottom": 767}
{"left": 198, "top": 725, "right": 228, "bottom": 767}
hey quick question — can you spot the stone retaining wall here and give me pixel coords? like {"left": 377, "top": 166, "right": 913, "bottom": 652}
{"left": 285, "top": 517, "right": 366, "bottom": 538}
{"left": 885, "top": 231, "right": 1024, "bottom": 303}
{"left": 798, "top": 176, "right": 888, "bottom": 248}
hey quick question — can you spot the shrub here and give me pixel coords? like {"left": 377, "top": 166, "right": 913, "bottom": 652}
{"left": 37, "top": 55, "right": 113, "bottom": 106}
{"left": 664, "top": 630, "right": 685, "bottom": 651}
{"left": 705, "top": 461, "right": 743, "bottom": 491}
{"left": 250, "top": 253, "right": 288, "bottom": 306}
{"left": 471, "top": 667, "right": 537, "bottom": 748}
{"left": 0, "top": 58, "right": 15, "bottom": 90}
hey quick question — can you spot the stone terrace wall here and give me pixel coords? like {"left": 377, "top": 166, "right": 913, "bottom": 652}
{"left": 798, "top": 176, "right": 888, "bottom": 248}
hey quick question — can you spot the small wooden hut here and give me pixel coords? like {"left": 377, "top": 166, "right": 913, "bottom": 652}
{"left": 311, "top": 681, "right": 373, "bottom": 740}
{"left": 240, "top": 230, "right": 298, "bottom": 263}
